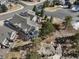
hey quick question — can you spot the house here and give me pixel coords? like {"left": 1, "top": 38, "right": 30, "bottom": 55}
{"left": 4, "top": 10, "right": 41, "bottom": 40}
{"left": 9, "top": 10, "right": 40, "bottom": 31}
{"left": 0, "top": 0, "right": 8, "bottom": 5}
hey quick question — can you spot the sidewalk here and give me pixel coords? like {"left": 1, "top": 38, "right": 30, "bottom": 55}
{"left": 21, "top": 0, "right": 46, "bottom": 6}
{"left": 0, "top": 4, "right": 24, "bottom": 16}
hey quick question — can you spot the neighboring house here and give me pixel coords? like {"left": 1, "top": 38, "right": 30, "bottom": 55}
{"left": 71, "top": 0, "right": 79, "bottom": 12}
{"left": 59, "top": 0, "right": 75, "bottom": 5}
{"left": 48, "top": 0, "right": 68, "bottom": 5}
{"left": 71, "top": 5, "right": 79, "bottom": 12}
{"left": 0, "top": 0, "right": 19, "bottom": 5}
{"left": 8, "top": 0, "right": 20, "bottom": 3}
{"left": 0, "top": 0, "right": 8, "bottom": 5}
{"left": 0, "top": 26, "right": 15, "bottom": 48}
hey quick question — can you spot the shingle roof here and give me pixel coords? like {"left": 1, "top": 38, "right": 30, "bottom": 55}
{"left": 9, "top": 13, "right": 39, "bottom": 31}
{"left": 9, "top": 14, "right": 31, "bottom": 31}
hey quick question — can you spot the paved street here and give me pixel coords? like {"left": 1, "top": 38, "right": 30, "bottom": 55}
{"left": 0, "top": 1, "right": 79, "bottom": 21}
{"left": 0, "top": 0, "right": 45, "bottom": 21}
{"left": 44, "top": 8, "right": 79, "bottom": 19}
{"left": 0, "top": 5, "right": 33, "bottom": 21}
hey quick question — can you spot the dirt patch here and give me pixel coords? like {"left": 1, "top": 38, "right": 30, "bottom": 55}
{"left": 44, "top": 6, "right": 61, "bottom": 12}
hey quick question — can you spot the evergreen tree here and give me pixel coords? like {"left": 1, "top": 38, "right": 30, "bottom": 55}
{"left": 73, "top": 0, "right": 79, "bottom": 5}
{"left": 39, "top": 21, "right": 55, "bottom": 37}
{"left": 44, "top": 15, "right": 47, "bottom": 20}
{"left": 1, "top": 4, "right": 8, "bottom": 12}
{"left": 32, "top": 5, "right": 36, "bottom": 12}
{"left": 68, "top": 2, "right": 72, "bottom": 9}
{"left": 40, "top": 9, "right": 44, "bottom": 17}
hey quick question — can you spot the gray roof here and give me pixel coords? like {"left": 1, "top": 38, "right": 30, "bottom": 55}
{"left": 10, "top": 14, "right": 31, "bottom": 30}
{"left": 0, "top": 26, "right": 13, "bottom": 43}
{"left": 9, "top": 13, "right": 39, "bottom": 31}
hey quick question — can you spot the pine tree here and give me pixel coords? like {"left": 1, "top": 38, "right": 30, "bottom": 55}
{"left": 1, "top": 4, "right": 8, "bottom": 12}
{"left": 32, "top": 5, "right": 36, "bottom": 12}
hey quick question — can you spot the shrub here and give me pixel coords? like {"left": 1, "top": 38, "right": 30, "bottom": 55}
{"left": 0, "top": 4, "right": 8, "bottom": 13}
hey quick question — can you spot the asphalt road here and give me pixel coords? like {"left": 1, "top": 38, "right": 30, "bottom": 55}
{"left": 0, "top": 2, "right": 79, "bottom": 21}
{"left": 0, "top": 5, "right": 33, "bottom": 20}
{"left": 0, "top": 0, "right": 44, "bottom": 21}
{"left": 44, "top": 8, "right": 79, "bottom": 19}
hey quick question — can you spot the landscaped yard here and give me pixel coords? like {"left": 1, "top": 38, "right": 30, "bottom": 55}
{"left": 12, "top": 39, "right": 32, "bottom": 48}
{"left": 0, "top": 3, "right": 24, "bottom": 15}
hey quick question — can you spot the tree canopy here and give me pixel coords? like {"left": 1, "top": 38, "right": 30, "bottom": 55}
{"left": 32, "top": 5, "right": 36, "bottom": 12}
{"left": 39, "top": 21, "right": 55, "bottom": 37}
{"left": 0, "top": 4, "right": 8, "bottom": 13}
{"left": 73, "top": 0, "right": 79, "bottom": 5}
